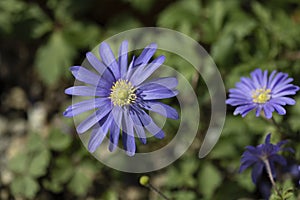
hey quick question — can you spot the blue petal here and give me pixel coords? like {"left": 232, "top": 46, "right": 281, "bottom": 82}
{"left": 235, "top": 81, "right": 253, "bottom": 93}
{"left": 251, "top": 163, "right": 264, "bottom": 184}
{"left": 272, "top": 104, "right": 286, "bottom": 115}
{"left": 272, "top": 86, "right": 299, "bottom": 98}
{"left": 122, "top": 131, "right": 136, "bottom": 156}
{"left": 233, "top": 104, "right": 256, "bottom": 117}
{"left": 108, "top": 106, "right": 123, "bottom": 152}
{"left": 86, "top": 52, "right": 116, "bottom": 86}
{"left": 134, "top": 43, "right": 157, "bottom": 67}
{"left": 138, "top": 77, "right": 178, "bottom": 90}
{"left": 240, "top": 77, "right": 256, "bottom": 91}
{"left": 239, "top": 159, "right": 256, "bottom": 173}
{"left": 86, "top": 52, "right": 108, "bottom": 75}
{"left": 263, "top": 104, "right": 274, "bottom": 119}
{"left": 124, "top": 57, "right": 135, "bottom": 80}
{"left": 99, "top": 42, "right": 120, "bottom": 79}
{"left": 65, "top": 86, "right": 97, "bottom": 96}
{"left": 129, "top": 109, "right": 147, "bottom": 144}
{"left": 131, "top": 106, "right": 151, "bottom": 126}
{"left": 141, "top": 101, "right": 179, "bottom": 119}
{"left": 269, "top": 97, "right": 296, "bottom": 105}
{"left": 226, "top": 99, "right": 252, "bottom": 106}
{"left": 130, "top": 55, "right": 165, "bottom": 86}
{"left": 88, "top": 126, "right": 107, "bottom": 153}
{"left": 122, "top": 107, "right": 135, "bottom": 137}
{"left": 138, "top": 85, "right": 178, "bottom": 100}
{"left": 264, "top": 133, "right": 271, "bottom": 144}
{"left": 250, "top": 68, "right": 263, "bottom": 88}
{"left": 262, "top": 70, "right": 268, "bottom": 88}
{"left": 118, "top": 41, "right": 128, "bottom": 78}
{"left": 63, "top": 98, "right": 107, "bottom": 117}
{"left": 138, "top": 109, "right": 165, "bottom": 139}
{"left": 108, "top": 120, "right": 120, "bottom": 152}
{"left": 111, "top": 106, "right": 123, "bottom": 131}
{"left": 272, "top": 79, "right": 294, "bottom": 93}
{"left": 269, "top": 154, "right": 287, "bottom": 166}
{"left": 76, "top": 100, "right": 112, "bottom": 134}
{"left": 269, "top": 72, "right": 288, "bottom": 90}
{"left": 70, "top": 66, "right": 100, "bottom": 86}
{"left": 255, "top": 105, "right": 263, "bottom": 117}
{"left": 228, "top": 88, "right": 251, "bottom": 98}
{"left": 267, "top": 70, "right": 277, "bottom": 88}
{"left": 88, "top": 112, "right": 113, "bottom": 153}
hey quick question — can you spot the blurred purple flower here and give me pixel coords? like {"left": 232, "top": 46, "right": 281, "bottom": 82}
{"left": 239, "top": 133, "right": 293, "bottom": 184}
{"left": 283, "top": 160, "right": 300, "bottom": 186}
{"left": 226, "top": 69, "right": 299, "bottom": 118}
{"left": 64, "top": 41, "right": 179, "bottom": 156}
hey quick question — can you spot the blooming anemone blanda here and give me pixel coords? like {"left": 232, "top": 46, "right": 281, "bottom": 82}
{"left": 226, "top": 68, "right": 299, "bottom": 118}
{"left": 64, "top": 41, "right": 179, "bottom": 156}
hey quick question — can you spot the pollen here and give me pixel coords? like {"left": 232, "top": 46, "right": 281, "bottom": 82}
{"left": 252, "top": 88, "right": 272, "bottom": 104}
{"left": 109, "top": 79, "right": 137, "bottom": 106}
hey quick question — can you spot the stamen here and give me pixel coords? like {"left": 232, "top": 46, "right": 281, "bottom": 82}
{"left": 252, "top": 88, "right": 271, "bottom": 104}
{"left": 109, "top": 80, "right": 137, "bottom": 106}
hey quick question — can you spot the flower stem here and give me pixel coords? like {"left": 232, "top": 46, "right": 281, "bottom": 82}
{"left": 271, "top": 117, "right": 283, "bottom": 133}
{"left": 140, "top": 176, "right": 170, "bottom": 200}
{"left": 147, "top": 183, "right": 170, "bottom": 200}
{"left": 263, "top": 159, "right": 283, "bottom": 199}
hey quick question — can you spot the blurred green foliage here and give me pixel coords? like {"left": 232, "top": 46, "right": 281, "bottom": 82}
{"left": 1, "top": 0, "right": 300, "bottom": 199}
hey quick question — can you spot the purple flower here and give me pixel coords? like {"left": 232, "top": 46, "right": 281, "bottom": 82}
{"left": 239, "top": 133, "right": 292, "bottom": 184}
{"left": 226, "top": 69, "right": 299, "bottom": 118}
{"left": 63, "top": 41, "right": 179, "bottom": 156}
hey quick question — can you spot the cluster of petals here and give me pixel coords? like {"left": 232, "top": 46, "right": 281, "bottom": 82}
{"left": 64, "top": 41, "right": 178, "bottom": 156}
{"left": 239, "top": 133, "right": 293, "bottom": 184}
{"left": 226, "top": 68, "right": 299, "bottom": 118}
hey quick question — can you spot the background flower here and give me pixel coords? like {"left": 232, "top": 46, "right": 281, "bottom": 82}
{"left": 239, "top": 133, "right": 293, "bottom": 184}
{"left": 3, "top": 0, "right": 300, "bottom": 199}
{"left": 64, "top": 41, "right": 179, "bottom": 156}
{"left": 226, "top": 69, "right": 299, "bottom": 118}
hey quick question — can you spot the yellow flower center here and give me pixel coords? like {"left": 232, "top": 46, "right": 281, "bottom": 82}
{"left": 109, "top": 80, "right": 137, "bottom": 106}
{"left": 252, "top": 88, "right": 272, "bottom": 104}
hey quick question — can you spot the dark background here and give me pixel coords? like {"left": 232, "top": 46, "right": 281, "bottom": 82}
{"left": 1, "top": 0, "right": 300, "bottom": 199}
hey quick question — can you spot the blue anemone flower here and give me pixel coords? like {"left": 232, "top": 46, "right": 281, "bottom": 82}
{"left": 226, "top": 69, "right": 299, "bottom": 118}
{"left": 63, "top": 41, "right": 179, "bottom": 156}
{"left": 239, "top": 133, "right": 293, "bottom": 184}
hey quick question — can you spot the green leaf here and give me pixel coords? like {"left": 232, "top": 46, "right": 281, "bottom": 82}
{"left": 211, "top": 1, "right": 226, "bottom": 33}
{"left": 48, "top": 128, "right": 71, "bottom": 151}
{"left": 10, "top": 176, "right": 39, "bottom": 199}
{"left": 166, "top": 157, "right": 198, "bottom": 188}
{"left": 106, "top": 14, "right": 142, "bottom": 36}
{"left": 209, "top": 139, "right": 238, "bottom": 159}
{"left": 157, "top": 0, "right": 201, "bottom": 29}
{"left": 43, "top": 155, "right": 74, "bottom": 193}
{"left": 125, "top": 0, "right": 155, "bottom": 12}
{"left": 34, "top": 31, "right": 75, "bottom": 86}
{"left": 235, "top": 170, "right": 255, "bottom": 192}
{"left": 102, "top": 190, "right": 118, "bottom": 200}
{"left": 67, "top": 161, "right": 98, "bottom": 196}
{"left": 8, "top": 152, "right": 28, "bottom": 174}
{"left": 173, "top": 190, "right": 196, "bottom": 200}
{"left": 63, "top": 21, "right": 101, "bottom": 49}
{"left": 43, "top": 179, "right": 63, "bottom": 193}
{"left": 67, "top": 169, "right": 92, "bottom": 196}
{"left": 224, "top": 12, "right": 257, "bottom": 40}
{"left": 211, "top": 33, "right": 234, "bottom": 65}
{"left": 28, "top": 149, "right": 51, "bottom": 178}
{"left": 27, "top": 132, "right": 45, "bottom": 152}
{"left": 252, "top": 2, "right": 271, "bottom": 24}
{"left": 52, "top": 155, "right": 74, "bottom": 184}
{"left": 198, "top": 162, "right": 222, "bottom": 199}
